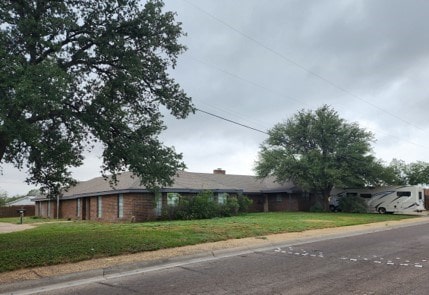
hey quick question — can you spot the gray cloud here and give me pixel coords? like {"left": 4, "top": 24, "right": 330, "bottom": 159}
{"left": 2, "top": 0, "right": 429, "bottom": 195}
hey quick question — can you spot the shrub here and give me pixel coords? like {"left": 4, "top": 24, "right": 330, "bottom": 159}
{"left": 309, "top": 201, "right": 324, "bottom": 212}
{"left": 219, "top": 197, "right": 239, "bottom": 217}
{"left": 237, "top": 195, "right": 253, "bottom": 213}
{"left": 168, "top": 191, "right": 252, "bottom": 220}
{"left": 337, "top": 195, "right": 369, "bottom": 213}
{"left": 175, "top": 191, "right": 219, "bottom": 220}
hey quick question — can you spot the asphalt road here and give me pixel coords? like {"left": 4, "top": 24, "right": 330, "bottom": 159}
{"left": 23, "top": 222, "right": 429, "bottom": 295}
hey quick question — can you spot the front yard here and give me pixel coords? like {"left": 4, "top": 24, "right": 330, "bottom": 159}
{"left": 0, "top": 212, "right": 414, "bottom": 273}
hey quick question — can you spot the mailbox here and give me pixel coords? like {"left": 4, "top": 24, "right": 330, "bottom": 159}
{"left": 16, "top": 209, "right": 26, "bottom": 224}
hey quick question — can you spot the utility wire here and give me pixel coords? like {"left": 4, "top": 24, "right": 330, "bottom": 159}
{"left": 191, "top": 56, "right": 307, "bottom": 107}
{"left": 196, "top": 108, "right": 269, "bottom": 135}
{"left": 182, "top": 0, "right": 424, "bottom": 132}
{"left": 189, "top": 58, "right": 429, "bottom": 150}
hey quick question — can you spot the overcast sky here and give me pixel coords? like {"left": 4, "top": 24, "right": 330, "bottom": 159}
{"left": 2, "top": 0, "right": 429, "bottom": 196}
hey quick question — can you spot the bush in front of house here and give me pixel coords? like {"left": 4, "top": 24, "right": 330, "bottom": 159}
{"left": 237, "top": 194, "right": 253, "bottom": 213}
{"left": 176, "top": 191, "right": 219, "bottom": 220}
{"left": 337, "top": 195, "right": 369, "bottom": 213}
{"left": 219, "top": 197, "right": 239, "bottom": 217}
{"left": 167, "top": 191, "right": 253, "bottom": 220}
{"left": 309, "top": 201, "right": 324, "bottom": 212}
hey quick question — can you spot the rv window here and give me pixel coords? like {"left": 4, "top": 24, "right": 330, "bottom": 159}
{"left": 346, "top": 192, "right": 358, "bottom": 197}
{"left": 360, "top": 194, "right": 372, "bottom": 199}
{"left": 397, "top": 191, "right": 411, "bottom": 197}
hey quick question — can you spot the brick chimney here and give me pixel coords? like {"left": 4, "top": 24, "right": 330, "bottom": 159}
{"left": 213, "top": 168, "right": 226, "bottom": 175}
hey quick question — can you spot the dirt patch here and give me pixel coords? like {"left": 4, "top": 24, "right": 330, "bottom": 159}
{"left": 0, "top": 216, "right": 427, "bottom": 285}
{"left": 0, "top": 222, "right": 34, "bottom": 234}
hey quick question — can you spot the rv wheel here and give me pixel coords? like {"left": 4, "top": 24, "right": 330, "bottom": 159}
{"left": 378, "top": 207, "right": 386, "bottom": 214}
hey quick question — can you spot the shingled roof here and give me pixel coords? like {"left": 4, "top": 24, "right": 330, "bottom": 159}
{"left": 59, "top": 171, "right": 298, "bottom": 200}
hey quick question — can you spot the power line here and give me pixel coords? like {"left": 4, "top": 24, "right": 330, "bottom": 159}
{"left": 189, "top": 58, "right": 429, "bottom": 150}
{"left": 190, "top": 56, "right": 307, "bottom": 107}
{"left": 196, "top": 108, "right": 268, "bottom": 135}
{"left": 188, "top": 59, "right": 429, "bottom": 151}
{"left": 182, "top": 0, "right": 424, "bottom": 132}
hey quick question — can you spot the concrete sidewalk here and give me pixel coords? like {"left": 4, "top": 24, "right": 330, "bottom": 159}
{"left": 1, "top": 216, "right": 429, "bottom": 294}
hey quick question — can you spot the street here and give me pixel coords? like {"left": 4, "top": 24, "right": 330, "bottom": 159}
{"left": 21, "top": 222, "right": 429, "bottom": 295}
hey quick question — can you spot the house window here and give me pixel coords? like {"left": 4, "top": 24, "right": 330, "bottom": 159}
{"left": 97, "top": 196, "right": 102, "bottom": 218}
{"left": 118, "top": 194, "right": 124, "bottom": 218}
{"left": 217, "top": 193, "right": 228, "bottom": 205}
{"left": 76, "top": 198, "right": 81, "bottom": 217}
{"left": 419, "top": 192, "right": 423, "bottom": 200}
{"left": 276, "top": 194, "right": 283, "bottom": 202}
{"left": 167, "top": 193, "right": 180, "bottom": 206}
{"left": 154, "top": 192, "right": 162, "bottom": 216}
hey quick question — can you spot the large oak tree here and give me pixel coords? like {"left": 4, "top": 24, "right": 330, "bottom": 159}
{"left": 0, "top": 0, "right": 194, "bottom": 196}
{"left": 255, "top": 105, "right": 388, "bottom": 209}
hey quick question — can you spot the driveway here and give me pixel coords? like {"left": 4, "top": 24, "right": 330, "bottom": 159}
{"left": 0, "top": 222, "right": 34, "bottom": 234}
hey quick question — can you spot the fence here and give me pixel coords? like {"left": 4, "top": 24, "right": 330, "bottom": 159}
{"left": 0, "top": 205, "right": 35, "bottom": 217}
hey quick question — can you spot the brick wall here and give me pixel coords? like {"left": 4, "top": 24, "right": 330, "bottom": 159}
{"left": 268, "top": 193, "right": 299, "bottom": 211}
{"left": 38, "top": 190, "right": 317, "bottom": 222}
{"left": 128, "top": 193, "right": 157, "bottom": 221}
{"left": 247, "top": 193, "right": 317, "bottom": 212}
{"left": 80, "top": 193, "right": 158, "bottom": 222}
{"left": 61, "top": 199, "right": 77, "bottom": 220}
{"left": 89, "top": 196, "right": 98, "bottom": 220}
{"left": 35, "top": 200, "right": 57, "bottom": 218}
{"left": 247, "top": 194, "right": 264, "bottom": 212}
{"left": 89, "top": 194, "right": 120, "bottom": 222}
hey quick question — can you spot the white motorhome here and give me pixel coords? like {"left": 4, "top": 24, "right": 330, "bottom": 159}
{"left": 329, "top": 186, "right": 425, "bottom": 214}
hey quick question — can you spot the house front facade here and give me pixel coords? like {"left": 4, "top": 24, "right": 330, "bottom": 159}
{"left": 35, "top": 169, "right": 318, "bottom": 222}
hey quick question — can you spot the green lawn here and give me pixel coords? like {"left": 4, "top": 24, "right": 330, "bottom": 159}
{"left": 0, "top": 216, "right": 58, "bottom": 224}
{"left": 0, "top": 212, "right": 414, "bottom": 273}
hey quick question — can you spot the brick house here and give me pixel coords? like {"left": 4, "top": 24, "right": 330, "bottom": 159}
{"left": 35, "top": 169, "right": 317, "bottom": 222}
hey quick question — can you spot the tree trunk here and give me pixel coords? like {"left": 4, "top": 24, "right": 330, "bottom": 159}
{"left": 322, "top": 187, "right": 333, "bottom": 211}
{"left": 0, "top": 133, "right": 8, "bottom": 162}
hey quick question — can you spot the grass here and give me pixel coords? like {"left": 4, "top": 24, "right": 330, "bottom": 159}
{"left": 0, "top": 216, "right": 59, "bottom": 224}
{"left": 0, "top": 212, "right": 414, "bottom": 273}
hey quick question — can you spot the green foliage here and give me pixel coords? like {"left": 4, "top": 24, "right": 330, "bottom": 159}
{"left": 385, "top": 159, "right": 429, "bottom": 185}
{"left": 337, "top": 195, "right": 369, "bottom": 213}
{"left": 167, "top": 191, "right": 252, "bottom": 220}
{"left": 309, "top": 202, "right": 324, "bottom": 212}
{"left": 175, "top": 191, "right": 219, "bottom": 220}
{"left": 237, "top": 194, "right": 253, "bottom": 213}
{"left": 384, "top": 159, "right": 408, "bottom": 185}
{"left": 0, "top": 0, "right": 194, "bottom": 197}
{"left": 0, "top": 189, "right": 7, "bottom": 206}
{"left": 256, "top": 105, "right": 386, "bottom": 208}
{"left": 219, "top": 197, "right": 239, "bottom": 217}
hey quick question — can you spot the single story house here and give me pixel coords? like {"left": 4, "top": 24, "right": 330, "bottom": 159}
{"left": 35, "top": 169, "right": 318, "bottom": 222}
{"left": 6, "top": 195, "right": 36, "bottom": 206}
